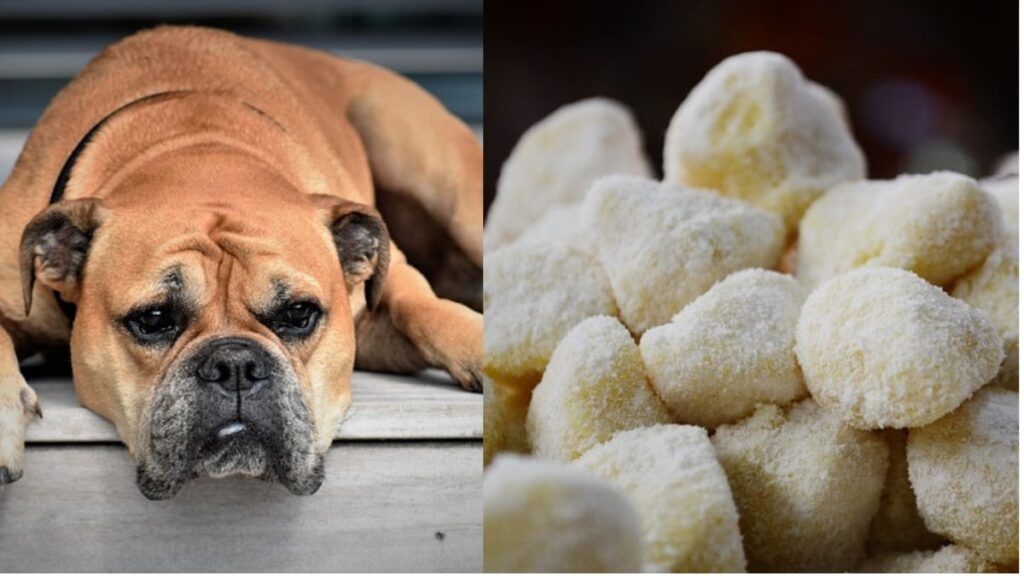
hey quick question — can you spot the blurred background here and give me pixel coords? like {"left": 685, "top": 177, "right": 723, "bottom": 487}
{"left": 0, "top": 0, "right": 482, "bottom": 181}
{"left": 484, "top": 0, "right": 1018, "bottom": 214}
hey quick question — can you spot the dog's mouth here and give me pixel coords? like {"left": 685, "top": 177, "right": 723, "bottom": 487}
{"left": 192, "top": 418, "right": 324, "bottom": 486}
{"left": 194, "top": 419, "right": 269, "bottom": 478}
{"left": 135, "top": 338, "right": 325, "bottom": 500}
{"left": 138, "top": 410, "right": 325, "bottom": 501}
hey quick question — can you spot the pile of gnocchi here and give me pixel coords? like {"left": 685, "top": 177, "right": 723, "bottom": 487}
{"left": 482, "top": 51, "right": 1018, "bottom": 573}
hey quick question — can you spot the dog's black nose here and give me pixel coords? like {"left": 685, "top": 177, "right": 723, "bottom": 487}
{"left": 196, "top": 338, "right": 270, "bottom": 397}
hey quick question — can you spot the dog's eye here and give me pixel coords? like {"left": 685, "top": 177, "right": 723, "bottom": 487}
{"left": 125, "top": 307, "right": 181, "bottom": 343}
{"left": 270, "top": 302, "right": 321, "bottom": 339}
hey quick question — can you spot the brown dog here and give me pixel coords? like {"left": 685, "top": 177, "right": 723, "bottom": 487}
{"left": 0, "top": 26, "right": 482, "bottom": 499}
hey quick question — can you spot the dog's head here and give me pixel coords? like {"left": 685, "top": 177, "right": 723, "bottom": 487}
{"left": 18, "top": 153, "right": 389, "bottom": 499}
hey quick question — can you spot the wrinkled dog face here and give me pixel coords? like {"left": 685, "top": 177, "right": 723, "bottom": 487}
{"left": 20, "top": 159, "right": 389, "bottom": 499}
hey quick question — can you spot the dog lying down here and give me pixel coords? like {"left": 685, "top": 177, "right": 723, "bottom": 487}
{"left": 0, "top": 26, "right": 483, "bottom": 499}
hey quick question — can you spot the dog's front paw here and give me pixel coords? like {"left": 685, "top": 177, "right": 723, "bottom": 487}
{"left": 0, "top": 376, "right": 42, "bottom": 486}
{"left": 435, "top": 305, "right": 483, "bottom": 393}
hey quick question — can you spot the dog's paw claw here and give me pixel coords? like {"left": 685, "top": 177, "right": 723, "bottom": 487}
{"left": 0, "top": 465, "right": 22, "bottom": 485}
{"left": 20, "top": 386, "right": 42, "bottom": 420}
{"left": 452, "top": 365, "right": 483, "bottom": 393}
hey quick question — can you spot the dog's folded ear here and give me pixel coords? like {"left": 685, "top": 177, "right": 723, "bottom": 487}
{"left": 19, "top": 198, "right": 107, "bottom": 317}
{"left": 310, "top": 195, "right": 391, "bottom": 311}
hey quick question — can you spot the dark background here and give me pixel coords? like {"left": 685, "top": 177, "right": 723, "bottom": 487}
{"left": 483, "top": 0, "right": 1019, "bottom": 215}
{"left": 0, "top": 0, "right": 482, "bottom": 180}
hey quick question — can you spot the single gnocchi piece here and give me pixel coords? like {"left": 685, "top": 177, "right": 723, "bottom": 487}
{"left": 483, "top": 455, "right": 644, "bottom": 573}
{"left": 483, "top": 242, "right": 618, "bottom": 385}
{"left": 712, "top": 399, "right": 889, "bottom": 572}
{"left": 907, "top": 387, "right": 1019, "bottom": 566}
{"left": 857, "top": 544, "right": 1005, "bottom": 573}
{"left": 483, "top": 377, "right": 530, "bottom": 466}
{"left": 484, "top": 98, "right": 650, "bottom": 250}
{"left": 577, "top": 425, "right": 747, "bottom": 573}
{"left": 795, "top": 267, "right": 1003, "bottom": 429}
{"left": 639, "top": 269, "right": 807, "bottom": 428}
{"left": 526, "top": 316, "right": 671, "bottom": 461}
{"left": 797, "top": 171, "right": 1004, "bottom": 289}
{"left": 583, "top": 175, "right": 784, "bottom": 334}
{"left": 664, "top": 51, "right": 865, "bottom": 232}
{"left": 866, "top": 430, "right": 945, "bottom": 553}
{"left": 951, "top": 247, "right": 1019, "bottom": 390}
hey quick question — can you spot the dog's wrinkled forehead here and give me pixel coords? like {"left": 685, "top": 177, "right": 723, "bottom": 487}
{"left": 86, "top": 206, "right": 340, "bottom": 318}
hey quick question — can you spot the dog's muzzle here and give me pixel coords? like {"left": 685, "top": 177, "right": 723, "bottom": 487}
{"left": 136, "top": 337, "right": 324, "bottom": 500}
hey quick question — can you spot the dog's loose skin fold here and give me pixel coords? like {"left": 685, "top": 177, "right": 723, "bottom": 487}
{"left": 0, "top": 26, "right": 482, "bottom": 495}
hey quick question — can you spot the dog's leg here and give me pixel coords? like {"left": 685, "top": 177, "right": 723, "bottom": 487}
{"left": 0, "top": 327, "right": 42, "bottom": 486}
{"left": 347, "top": 68, "right": 483, "bottom": 305}
{"left": 354, "top": 249, "right": 482, "bottom": 392}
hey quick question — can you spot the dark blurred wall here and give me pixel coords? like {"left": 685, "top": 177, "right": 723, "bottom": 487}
{"left": 483, "top": 0, "right": 1018, "bottom": 214}
{"left": 0, "top": 0, "right": 482, "bottom": 129}
{"left": 0, "top": 0, "right": 481, "bottom": 181}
